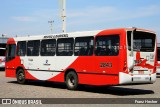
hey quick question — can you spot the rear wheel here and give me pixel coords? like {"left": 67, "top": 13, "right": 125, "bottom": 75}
{"left": 16, "top": 69, "right": 26, "bottom": 84}
{"left": 65, "top": 71, "right": 78, "bottom": 90}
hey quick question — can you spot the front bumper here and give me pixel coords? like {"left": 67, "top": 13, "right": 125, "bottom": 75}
{"left": 0, "top": 62, "right": 5, "bottom": 68}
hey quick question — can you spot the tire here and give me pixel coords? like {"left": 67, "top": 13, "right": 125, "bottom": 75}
{"left": 16, "top": 69, "right": 26, "bottom": 84}
{"left": 65, "top": 71, "right": 78, "bottom": 90}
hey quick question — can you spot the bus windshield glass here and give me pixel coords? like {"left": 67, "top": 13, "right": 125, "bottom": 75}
{"left": 127, "top": 31, "right": 156, "bottom": 52}
{"left": 0, "top": 48, "right": 5, "bottom": 56}
{"left": 157, "top": 47, "right": 160, "bottom": 61}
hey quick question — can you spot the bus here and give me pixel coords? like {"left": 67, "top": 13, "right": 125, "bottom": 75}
{"left": 5, "top": 28, "right": 157, "bottom": 90}
{"left": 0, "top": 41, "right": 8, "bottom": 69}
{"left": 156, "top": 43, "right": 160, "bottom": 74}
{"left": 0, "top": 47, "right": 6, "bottom": 68}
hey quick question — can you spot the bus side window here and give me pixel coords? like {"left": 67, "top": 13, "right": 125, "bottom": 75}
{"left": 57, "top": 38, "right": 74, "bottom": 56}
{"left": 17, "top": 41, "right": 26, "bottom": 56}
{"left": 95, "top": 35, "right": 120, "bottom": 56}
{"left": 41, "top": 39, "right": 56, "bottom": 56}
{"left": 74, "top": 36, "right": 94, "bottom": 56}
{"left": 27, "top": 40, "right": 40, "bottom": 56}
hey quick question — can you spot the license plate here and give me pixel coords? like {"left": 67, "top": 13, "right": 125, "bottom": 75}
{"left": 134, "top": 67, "right": 148, "bottom": 71}
{"left": 138, "top": 71, "right": 144, "bottom": 74}
{"left": 145, "top": 77, "right": 150, "bottom": 80}
{"left": 133, "top": 77, "right": 141, "bottom": 80}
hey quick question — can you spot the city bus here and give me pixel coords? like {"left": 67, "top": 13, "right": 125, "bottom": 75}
{"left": 0, "top": 43, "right": 7, "bottom": 69}
{"left": 0, "top": 47, "right": 6, "bottom": 68}
{"left": 5, "top": 28, "right": 157, "bottom": 90}
{"left": 156, "top": 43, "right": 160, "bottom": 74}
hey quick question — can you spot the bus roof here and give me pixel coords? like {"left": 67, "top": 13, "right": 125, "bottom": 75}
{"left": 11, "top": 28, "right": 156, "bottom": 42}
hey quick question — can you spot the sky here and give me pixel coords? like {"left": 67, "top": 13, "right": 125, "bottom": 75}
{"left": 0, "top": 0, "right": 160, "bottom": 41}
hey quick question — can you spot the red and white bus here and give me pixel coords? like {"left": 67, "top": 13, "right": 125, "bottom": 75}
{"left": 0, "top": 48, "right": 6, "bottom": 68}
{"left": 5, "top": 28, "right": 157, "bottom": 90}
{"left": 0, "top": 43, "right": 7, "bottom": 68}
{"left": 156, "top": 43, "right": 160, "bottom": 74}
{"left": 0, "top": 37, "right": 9, "bottom": 69}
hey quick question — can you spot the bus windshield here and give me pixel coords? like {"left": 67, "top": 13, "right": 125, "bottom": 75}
{"left": 0, "top": 48, "right": 5, "bottom": 56}
{"left": 127, "top": 31, "right": 156, "bottom": 52}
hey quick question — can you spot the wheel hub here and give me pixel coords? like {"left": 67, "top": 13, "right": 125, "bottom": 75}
{"left": 68, "top": 76, "right": 75, "bottom": 86}
{"left": 19, "top": 73, "right": 24, "bottom": 81}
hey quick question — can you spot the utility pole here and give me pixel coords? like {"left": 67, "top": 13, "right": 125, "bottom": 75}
{"left": 60, "top": 0, "right": 66, "bottom": 33}
{"left": 62, "top": 0, "right": 66, "bottom": 33}
{"left": 48, "top": 20, "right": 54, "bottom": 34}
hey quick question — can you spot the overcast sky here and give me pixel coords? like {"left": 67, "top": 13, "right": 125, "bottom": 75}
{"left": 0, "top": 0, "right": 160, "bottom": 41}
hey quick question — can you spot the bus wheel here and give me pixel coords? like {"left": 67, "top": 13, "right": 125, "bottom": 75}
{"left": 16, "top": 69, "right": 26, "bottom": 84}
{"left": 66, "top": 71, "right": 78, "bottom": 90}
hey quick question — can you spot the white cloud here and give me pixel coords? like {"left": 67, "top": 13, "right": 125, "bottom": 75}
{"left": 11, "top": 9, "right": 60, "bottom": 23}
{"left": 67, "top": 5, "right": 160, "bottom": 27}
{"left": 12, "top": 16, "right": 36, "bottom": 22}
{"left": 116, "top": 5, "right": 160, "bottom": 20}
{"left": 68, "top": 6, "right": 116, "bottom": 18}
{"left": 8, "top": 5, "right": 160, "bottom": 37}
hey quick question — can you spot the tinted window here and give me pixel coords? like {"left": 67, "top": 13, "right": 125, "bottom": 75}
{"left": 95, "top": 35, "right": 120, "bottom": 56}
{"left": 17, "top": 41, "right": 26, "bottom": 56}
{"left": 74, "top": 37, "right": 94, "bottom": 56}
{"left": 57, "top": 38, "right": 74, "bottom": 56}
{"left": 41, "top": 39, "right": 56, "bottom": 56}
{"left": 157, "top": 48, "right": 160, "bottom": 61}
{"left": 0, "top": 44, "right": 6, "bottom": 48}
{"left": 0, "top": 49, "right": 5, "bottom": 56}
{"left": 127, "top": 31, "right": 155, "bottom": 52}
{"left": 27, "top": 40, "right": 40, "bottom": 56}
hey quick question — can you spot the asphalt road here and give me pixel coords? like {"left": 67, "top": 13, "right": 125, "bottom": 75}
{"left": 0, "top": 71, "right": 160, "bottom": 107}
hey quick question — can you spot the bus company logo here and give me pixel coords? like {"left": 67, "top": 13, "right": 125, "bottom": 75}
{"left": 2, "top": 99, "right": 11, "bottom": 104}
{"left": 44, "top": 34, "right": 68, "bottom": 39}
{"left": 43, "top": 60, "right": 51, "bottom": 66}
{"left": 46, "top": 60, "right": 48, "bottom": 64}
{"left": 28, "top": 58, "right": 33, "bottom": 61}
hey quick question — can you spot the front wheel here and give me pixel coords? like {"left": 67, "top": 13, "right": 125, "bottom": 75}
{"left": 65, "top": 71, "right": 78, "bottom": 90}
{"left": 16, "top": 69, "right": 26, "bottom": 84}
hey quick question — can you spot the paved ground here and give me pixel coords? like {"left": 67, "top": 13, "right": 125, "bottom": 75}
{"left": 0, "top": 71, "right": 160, "bottom": 107}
